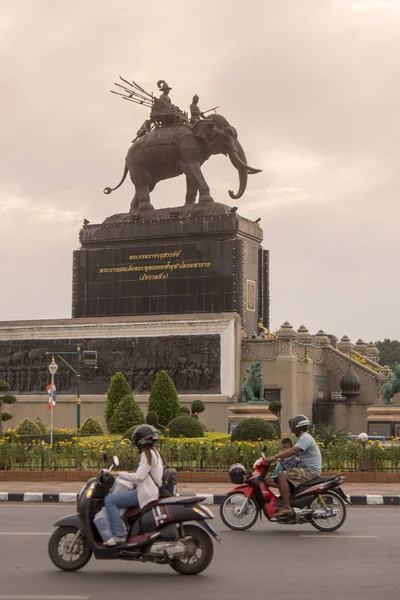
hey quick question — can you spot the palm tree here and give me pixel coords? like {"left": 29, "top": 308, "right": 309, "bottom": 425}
{"left": 0, "top": 379, "right": 17, "bottom": 433}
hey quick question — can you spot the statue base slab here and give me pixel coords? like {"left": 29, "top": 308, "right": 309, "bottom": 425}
{"left": 103, "top": 201, "right": 235, "bottom": 224}
{"left": 74, "top": 208, "right": 268, "bottom": 337}
{"left": 367, "top": 405, "right": 400, "bottom": 438}
{"left": 228, "top": 404, "right": 278, "bottom": 434}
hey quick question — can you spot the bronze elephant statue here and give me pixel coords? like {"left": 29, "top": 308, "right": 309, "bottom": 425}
{"left": 104, "top": 114, "right": 261, "bottom": 213}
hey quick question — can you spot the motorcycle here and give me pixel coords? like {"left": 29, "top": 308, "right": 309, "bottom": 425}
{"left": 48, "top": 456, "right": 220, "bottom": 575}
{"left": 220, "top": 447, "right": 351, "bottom": 532}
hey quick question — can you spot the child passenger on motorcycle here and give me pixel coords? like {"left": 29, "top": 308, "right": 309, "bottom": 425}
{"left": 103, "top": 425, "right": 163, "bottom": 546}
{"left": 267, "top": 438, "right": 300, "bottom": 486}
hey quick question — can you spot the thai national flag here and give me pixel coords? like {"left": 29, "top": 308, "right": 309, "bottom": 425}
{"left": 46, "top": 383, "right": 56, "bottom": 410}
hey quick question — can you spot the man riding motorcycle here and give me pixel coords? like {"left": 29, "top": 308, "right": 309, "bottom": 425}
{"left": 266, "top": 414, "right": 322, "bottom": 518}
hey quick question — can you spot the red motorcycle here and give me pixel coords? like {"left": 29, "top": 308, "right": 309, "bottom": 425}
{"left": 220, "top": 447, "right": 350, "bottom": 532}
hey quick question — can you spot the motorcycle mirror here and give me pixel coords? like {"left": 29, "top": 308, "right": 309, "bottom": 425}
{"left": 261, "top": 444, "right": 267, "bottom": 452}
{"left": 113, "top": 456, "right": 120, "bottom": 467}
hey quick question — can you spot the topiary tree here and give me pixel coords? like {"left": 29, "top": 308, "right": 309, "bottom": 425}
{"left": 0, "top": 379, "right": 17, "bottom": 433}
{"left": 179, "top": 406, "right": 191, "bottom": 415}
{"left": 109, "top": 393, "right": 144, "bottom": 434}
{"left": 80, "top": 416, "right": 104, "bottom": 436}
{"left": 146, "top": 411, "right": 159, "bottom": 425}
{"left": 167, "top": 415, "right": 204, "bottom": 437}
{"left": 167, "top": 415, "right": 204, "bottom": 438}
{"left": 122, "top": 424, "right": 144, "bottom": 440}
{"left": 231, "top": 418, "right": 276, "bottom": 442}
{"left": 105, "top": 372, "right": 131, "bottom": 430}
{"left": 34, "top": 417, "right": 47, "bottom": 434}
{"left": 15, "top": 418, "right": 41, "bottom": 436}
{"left": 191, "top": 399, "right": 205, "bottom": 415}
{"left": 148, "top": 370, "right": 180, "bottom": 426}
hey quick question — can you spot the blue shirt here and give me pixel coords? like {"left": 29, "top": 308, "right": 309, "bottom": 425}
{"left": 295, "top": 432, "right": 322, "bottom": 475}
{"left": 273, "top": 455, "right": 300, "bottom": 476}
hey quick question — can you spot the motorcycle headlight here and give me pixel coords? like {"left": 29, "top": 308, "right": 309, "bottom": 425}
{"left": 253, "top": 458, "right": 263, "bottom": 469}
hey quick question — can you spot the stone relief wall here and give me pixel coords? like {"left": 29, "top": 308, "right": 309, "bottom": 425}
{"left": 0, "top": 335, "right": 220, "bottom": 394}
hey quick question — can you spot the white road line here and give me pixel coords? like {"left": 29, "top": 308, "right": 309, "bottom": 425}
{"left": 0, "top": 597, "right": 90, "bottom": 600}
{"left": 299, "top": 535, "right": 378, "bottom": 538}
{"left": 0, "top": 532, "right": 50, "bottom": 535}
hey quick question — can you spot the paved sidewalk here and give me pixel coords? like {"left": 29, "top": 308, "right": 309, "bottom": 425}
{"left": 1, "top": 481, "right": 400, "bottom": 505}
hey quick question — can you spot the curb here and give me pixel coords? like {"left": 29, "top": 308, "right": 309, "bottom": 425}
{"left": 1, "top": 492, "right": 400, "bottom": 505}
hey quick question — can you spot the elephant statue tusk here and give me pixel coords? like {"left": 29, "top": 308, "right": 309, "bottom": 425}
{"left": 228, "top": 151, "right": 262, "bottom": 175}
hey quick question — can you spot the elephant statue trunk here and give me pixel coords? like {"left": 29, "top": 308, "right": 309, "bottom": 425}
{"left": 228, "top": 139, "right": 262, "bottom": 200}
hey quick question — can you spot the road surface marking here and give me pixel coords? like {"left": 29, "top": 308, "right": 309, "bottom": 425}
{"left": 0, "top": 532, "right": 50, "bottom": 535}
{"left": 299, "top": 535, "right": 378, "bottom": 538}
{"left": 0, "top": 596, "right": 90, "bottom": 600}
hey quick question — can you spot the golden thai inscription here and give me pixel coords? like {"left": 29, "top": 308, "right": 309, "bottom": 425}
{"left": 99, "top": 249, "right": 212, "bottom": 280}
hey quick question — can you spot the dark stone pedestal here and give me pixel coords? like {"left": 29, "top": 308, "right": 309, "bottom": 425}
{"left": 72, "top": 204, "right": 269, "bottom": 336}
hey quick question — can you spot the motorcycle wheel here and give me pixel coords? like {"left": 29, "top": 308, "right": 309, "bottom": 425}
{"left": 309, "top": 491, "right": 347, "bottom": 532}
{"left": 48, "top": 526, "right": 92, "bottom": 571}
{"left": 170, "top": 524, "right": 213, "bottom": 575}
{"left": 220, "top": 493, "right": 258, "bottom": 530}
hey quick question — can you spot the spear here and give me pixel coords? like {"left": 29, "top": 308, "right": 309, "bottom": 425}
{"left": 114, "top": 83, "right": 152, "bottom": 104}
{"left": 110, "top": 90, "right": 152, "bottom": 107}
{"left": 203, "top": 106, "right": 219, "bottom": 114}
{"left": 119, "top": 76, "right": 153, "bottom": 99}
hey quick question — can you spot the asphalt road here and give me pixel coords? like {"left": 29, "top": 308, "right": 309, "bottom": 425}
{"left": 0, "top": 504, "right": 399, "bottom": 600}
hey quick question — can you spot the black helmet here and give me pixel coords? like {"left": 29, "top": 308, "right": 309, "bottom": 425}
{"left": 131, "top": 425, "right": 159, "bottom": 449}
{"left": 289, "top": 414, "right": 310, "bottom": 432}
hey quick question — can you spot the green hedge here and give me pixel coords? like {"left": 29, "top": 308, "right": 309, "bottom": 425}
{"left": 1, "top": 431, "right": 400, "bottom": 472}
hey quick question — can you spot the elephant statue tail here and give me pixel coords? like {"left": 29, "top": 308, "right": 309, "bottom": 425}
{"left": 103, "top": 163, "right": 129, "bottom": 195}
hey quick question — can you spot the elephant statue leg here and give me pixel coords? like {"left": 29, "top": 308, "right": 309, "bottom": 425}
{"left": 137, "top": 184, "right": 154, "bottom": 211}
{"left": 130, "top": 192, "right": 139, "bottom": 212}
{"left": 184, "top": 172, "right": 198, "bottom": 205}
{"left": 130, "top": 182, "right": 156, "bottom": 213}
{"left": 179, "top": 161, "right": 214, "bottom": 204}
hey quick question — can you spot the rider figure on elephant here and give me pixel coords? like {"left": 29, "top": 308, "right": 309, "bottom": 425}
{"left": 151, "top": 80, "right": 186, "bottom": 127}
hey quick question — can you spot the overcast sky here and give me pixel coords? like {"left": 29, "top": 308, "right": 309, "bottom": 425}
{"left": 1, "top": 0, "right": 399, "bottom": 342}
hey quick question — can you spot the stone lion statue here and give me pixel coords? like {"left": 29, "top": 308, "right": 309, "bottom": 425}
{"left": 241, "top": 362, "right": 265, "bottom": 403}
{"left": 381, "top": 363, "right": 400, "bottom": 405}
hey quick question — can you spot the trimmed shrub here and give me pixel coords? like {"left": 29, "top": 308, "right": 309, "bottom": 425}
{"left": 15, "top": 418, "right": 42, "bottom": 436}
{"left": 148, "top": 370, "right": 180, "bottom": 426}
{"left": 167, "top": 415, "right": 204, "bottom": 438}
{"left": 109, "top": 393, "right": 144, "bottom": 434}
{"left": 268, "top": 400, "right": 282, "bottom": 415}
{"left": 105, "top": 372, "right": 131, "bottom": 430}
{"left": 80, "top": 417, "right": 104, "bottom": 436}
{"left": 122, "top": 424, "right": 144, "bottom": 441}
{"left": 179, "top": 406, "right": 191, "bottom": 415}
{"left": 146, "top": 411, "right": 159, "bottom": 426}
{"left": 191, "top": 413, "right": 199, "bottom": 419}
{"left": 231, "top": 418, "right": 276, "bottom": 442}
{"left": 0, "top": 379, "right": 17, "bottom": 432}
{"left": 191, "top": 399, "right": 205, "bottom": 414}
{"left": 34, "top": 417, "right": 47, "bottom": 434}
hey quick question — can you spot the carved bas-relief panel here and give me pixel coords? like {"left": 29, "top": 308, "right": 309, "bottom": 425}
{"left": 0, "top": 335, "right": 220, "bottom": 395}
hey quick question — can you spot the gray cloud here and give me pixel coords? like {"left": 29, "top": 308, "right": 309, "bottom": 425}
{"left": 1, "top": 0, "right": 399, "bottom": 341}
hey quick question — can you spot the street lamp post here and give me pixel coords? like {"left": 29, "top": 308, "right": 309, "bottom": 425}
{"left": 45, "top": 346, "right": 95, "bottom": 430}
{"left": 48, "top": 356, "right": 58, "bottom": 445}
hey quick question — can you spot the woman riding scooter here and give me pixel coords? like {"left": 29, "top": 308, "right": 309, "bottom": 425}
{"left": 103, "top": 424, "right": 163, "bottom": 546}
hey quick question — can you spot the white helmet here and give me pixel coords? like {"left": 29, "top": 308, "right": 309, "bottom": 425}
{"left": 289, "top": 414, "right": 310, "bottom": 430}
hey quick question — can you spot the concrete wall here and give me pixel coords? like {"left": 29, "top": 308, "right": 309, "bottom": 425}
{"left": 1, "top": 316, "right": 382, "bottom": 435}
